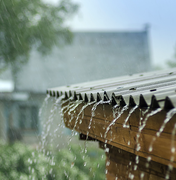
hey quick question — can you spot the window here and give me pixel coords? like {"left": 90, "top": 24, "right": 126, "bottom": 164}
{"left": 19, "top": 105, "right": 38, "bottom": 130}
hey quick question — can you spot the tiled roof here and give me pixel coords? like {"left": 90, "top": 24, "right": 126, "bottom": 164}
{"left": 47, "top": 68, "right": 176, "bottom": 110}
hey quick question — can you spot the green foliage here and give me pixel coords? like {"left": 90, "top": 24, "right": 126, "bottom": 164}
{"left": 0, "top": 142, "right": 105, "bottom": 180}
{"left": 0, "top": 0, "right": 78, "bottom": 65}
{"left": 0, "top": 142, "right": 52, "bottom": 180}
{"left": 53, "top": 144, "right": 106, "bottom": 180}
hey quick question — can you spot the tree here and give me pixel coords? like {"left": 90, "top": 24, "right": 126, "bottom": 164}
{"left": 0, "top": 0, "right": 78, "bottom": 68}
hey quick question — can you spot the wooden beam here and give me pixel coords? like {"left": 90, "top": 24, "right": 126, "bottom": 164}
{"left": 104, "top": 144, "right": 176, "bottom": 180}
{"left": 62, "top": 101, "right": 176, "bottom": 168}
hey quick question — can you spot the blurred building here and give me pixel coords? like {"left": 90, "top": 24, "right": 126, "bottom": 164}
{"left": 0, "top": 27, "right": 151, "bottom": 144}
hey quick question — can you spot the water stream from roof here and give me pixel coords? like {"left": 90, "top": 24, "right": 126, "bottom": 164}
{"left": 61, "top": 97, "right": 74, "bottom": 113}
{"left": 123, "top": 105, "right": 138, "bottom": 128}
{"left": 149, "top": 108, "right": 176, "bottom": 153}
{"left": 34, "top": 95, "right": 67, "bottom": 179}
{"left": 69, "top": 101, "right": 95, "bottom": 146}
{"left": 167, "top": 122, "right": 176, "bottom": 179}
{"left": 40, "top": 95, "right": 64, "bottom": 153}
{"left": 131, "top": 107, "right": 163, "bottom": 179}
{"left": 136, "top": 108, "right": 162, "bottom": 152}
{"left": 37, "top": 95, "right": 103, "bottom": 179}
{"left": 171, "top": 123, "right": 176, "bottom": 162}
{"left": 102, "top": 104, "right": 128, "bottom": 176}
{"left": 147, "top": 108, "right": 176, "bottom": 180}
{"left": 104, "top": 105, "right": 128, "bottom": 142}
{"left": 68, "top": 100, "right": 83, "bottom": 115}
{"left": 39, "top": 94, "right": 50, "bottom": 118}
{"left": 83, "top": 100, "right": 110, "bottom": 154}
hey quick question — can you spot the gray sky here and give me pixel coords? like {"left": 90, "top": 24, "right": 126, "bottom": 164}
{"left": 51, "top": 0, "right": 176, "bottom": 68}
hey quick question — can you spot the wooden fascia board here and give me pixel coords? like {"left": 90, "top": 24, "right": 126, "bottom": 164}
{"left": 62, "top": 101, "right": 176, "bottom": 168}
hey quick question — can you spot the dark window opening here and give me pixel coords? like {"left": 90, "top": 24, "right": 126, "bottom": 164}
{"left": 19, "top": 105, "right": 38, "bottom": 131}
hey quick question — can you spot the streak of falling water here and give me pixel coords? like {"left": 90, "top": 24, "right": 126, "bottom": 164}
{"left": 69, "top": 101, "right": 96, "bottom": 145}
{"left": 84, "top": 100, "right": 110, "bottom": 153}
{"left": 59, "top": 97, "right": 73, "bottom": 121}
{"left": 65, "top": 100, "right": 97, "bottom": 171}
{"left": 89, "top": 100, "right": 111, "bottom": 134}
{"left": 134, "top": 108, "right": 162, "bottom": 170}
{"left": 72, "top": 101, "right": 95, "bottom": 130}
{"left": 61, "top": 99, "right": 74, "bottom": 114}
{"left": 67, "top": 100, "right": 84, "bottom": 125}
{"left": 147, "top": 108, "right": 176, "bottom": 180}
{"left": 171, "top": 123, "right": 176, "bottom": 161}
{"left": 103, "top": 105, "right": 128, "bottom": 171}
{"left": 40, "top": 95, "right": 65, "bottom": 152}
{"left": 134, "top": 108, "right": 150, "bottom": 154}
{"left": 68, "top": 100, "right": 83, "bottom": 115}
{"left": 88, "top": 100, "right": 110, "bottom": 131}
{"left": 165, "top": 122, "right": 176, "bottom": 180}
{"left": 60, "top": 99, "right": 84, "bottom": 130}
{"left": 50, "top": 97, "right": 74, "bottom": 150}
{"left": 39, "top": 94, "right": 50, "bottom": 117}
{"left": 61, "top": 99, "right": 82, "bottom": 125}
{"left": 112, "top": 104, "right": 119, "bottom": 118}
{"left": 138, "top": 108, "right": 162, "bottom": 137}
{"left": 60, "top": 97, "right": 73, "bottom": 113}
{"left": 139, "top": 108, "right": 162, "bottom": 134}
{"left": 104, "top": 105, "right": 128, "bottom": 140}
{"left": 149, "top": 108, "right": 176, "bottom": 153}
{"left": 123, "top": 105, "right": 138, "bottom": 128}
{"left": 35, "top": 94, "right": 65, "bottom": 179}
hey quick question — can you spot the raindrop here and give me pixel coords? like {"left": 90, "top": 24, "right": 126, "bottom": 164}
{"left": 145, "top": 162, "right": 149, "bottom": 168}
{"left": 147, "top": 156, "right": 151, "bottom": 162}
{"left": 71, "top": 162, "right": 74, "bottom": 168}
{"left": 105, "top": 148, "right": 109, "bottom": 153}
{"left": 165, "top": 173, "right": 170, "bottom": 180}
{"left": 28, "top": 166, "right": 31, "bottom": 172}
{"left": 135, "top": 156, "right": 139, "bottom": 164}
{"left": 134, "top": 165, "right": 137, "bottom": 170}
{"left": 32, "top": 168, "right": 34, "bottom": 174}
{"left": 140, "top": 172, "right": 144, "bottom": 179}
{"left": 106, "top": 160, "right": 110, "bottom": 166}
{"left": 49, "top": 168, "right": 53, "bottom": 174}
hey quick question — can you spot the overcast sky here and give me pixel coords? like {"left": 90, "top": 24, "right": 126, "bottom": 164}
{"left": 51, "top": 0, "right": 176, "bottom": 68}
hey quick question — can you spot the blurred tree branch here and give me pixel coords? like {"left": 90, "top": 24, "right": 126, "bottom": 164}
{"left": 0, "top": 0, "right": 79, "bottom": 66}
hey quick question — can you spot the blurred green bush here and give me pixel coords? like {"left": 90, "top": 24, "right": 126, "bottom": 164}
{"left": 0, "top": 142, "right": 105, "bottom": 180}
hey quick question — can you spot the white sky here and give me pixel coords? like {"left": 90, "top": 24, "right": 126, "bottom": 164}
{"left": 51, "top": 0, "right": 176, "bottom": 68}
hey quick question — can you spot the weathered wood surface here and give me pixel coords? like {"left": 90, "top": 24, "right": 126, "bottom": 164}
{"left": 62, "top": 101, "right": 176, "bottom": 168}
{"left": 102, "top": 143, "right": 176, "bottom": 180}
